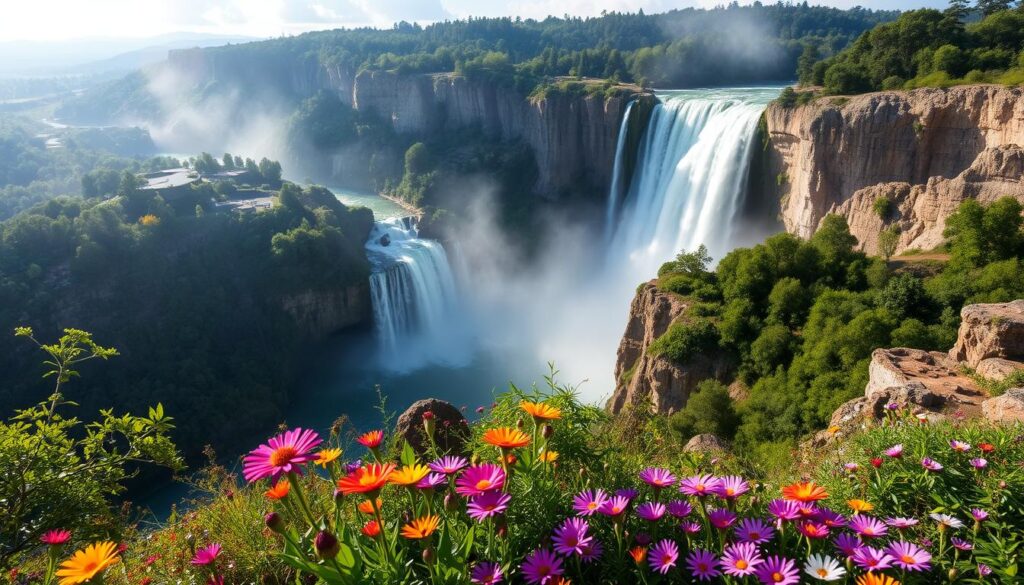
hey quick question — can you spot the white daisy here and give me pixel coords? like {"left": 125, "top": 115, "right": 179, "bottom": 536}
{"left": 804, "top": 554, "right": 846, "bottom": 581}
{"left": 930, "top": 513, "right": 965, "bottom": 530}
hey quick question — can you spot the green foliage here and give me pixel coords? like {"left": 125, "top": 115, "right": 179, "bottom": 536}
{"left": 647, "top": 319, "right": 720, "bottom": 364}
{"left": 879, "top": 224, "right": 901, "bottom": 260}
{"left": 669, "top": 379, "right": 739, "bottom": 440}
{"left": 878, "top": 273, "right": 929, "bottom": 320}
{"left": 873, "top": 195, "right": 893, "bottom": 219}
{"left": 0, "top": 328, "right": 181, "bottom": 570}
{"left": 945, "top": 196, "right": 1024, "bottom": 270}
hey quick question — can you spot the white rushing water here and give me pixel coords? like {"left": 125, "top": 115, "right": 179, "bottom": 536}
{"left": 605, "top": 87, "right": 780, "bottom": 280}
{"left": 366, "top": 217, "right": 470, "bottom": 372}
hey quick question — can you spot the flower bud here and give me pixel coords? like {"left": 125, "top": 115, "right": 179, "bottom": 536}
{"left": 541, "top": 424, "right": 554, "bottom": 439}
{"left": 516, "top": 418, "right": 525, "bottom": 429}
{"left": 333, "top": 488, "right": 345, "bottom": 504}
{"left": 422, "top": 547, "right": 436, "bottom": 565}
{"left": 264, "top": 512, "right": 286, "bottom": 534}
{"left": 422, "top": 411, "right": 436, "bottom": 438}
{"left": 496, "top": 524, "right": 507, "bottom": 539}
{"left": 948, "top": 568, "right": 959, "bottom": 581}
{"left": 444, "top": 492, "right": 457, "bottom": 512}
{"left": 314, "top": 530, "right": 340, "bottom": 560}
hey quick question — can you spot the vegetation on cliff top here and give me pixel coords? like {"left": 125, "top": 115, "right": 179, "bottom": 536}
{"left": 652, "top": 198, "right": 1024, "bottom": 462}
{"left": 808, "top": 3, "right": 1024, "bottom": 95}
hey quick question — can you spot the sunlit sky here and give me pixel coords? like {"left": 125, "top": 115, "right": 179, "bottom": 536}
{"left": 2, "top": 0, "right": 949, "bottom": 42}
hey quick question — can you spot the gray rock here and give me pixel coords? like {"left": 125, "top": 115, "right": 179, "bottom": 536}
{"left": 394, "top": 398, "right": 469, "bottom": 455}
{"left": 982, "top": 388, "right": 1024, "bottom": 424}
{"left": 683, "top": 433, "right": 730, "bottom": 454}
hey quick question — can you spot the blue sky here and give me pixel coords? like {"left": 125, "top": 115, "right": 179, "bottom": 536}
{"left": 2, "top": 0, "right": 951, "bottom": 42}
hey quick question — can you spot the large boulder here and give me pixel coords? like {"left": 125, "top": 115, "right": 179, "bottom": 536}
{"left": 394, "top": 399, "right": 469, "bottom": 455}
{"left": 814, "top": 383, "right": 950, "bottom": 446}
{"left": 949, "top": 300, "right": 1024, "bottom": 368}
{"left": 976, "top": 358, "right": 1024, "bottom": 382}
{"left": 683, "top": 434, "right": 730, "bottom": 454}
{"left": 865, "top": 348, "right": 986, "bottom": 417}
{"left": 982, "top": 388, "right": 1024, "bottom": 424}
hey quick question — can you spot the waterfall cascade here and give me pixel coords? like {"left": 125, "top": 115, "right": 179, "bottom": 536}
{"left": 605, "top": 88, "right": 779, "bottom": 278}
{"left": 365, "top": 217, "right": 468, "bottom": 372}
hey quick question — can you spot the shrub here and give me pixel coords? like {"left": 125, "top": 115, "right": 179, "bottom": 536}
{"left": 669, "top": 379, "right": 739, "bottom": 440}
{"left": 872, "top": 196, "right": 893, "bottom": 219}
{"left": 647, "top": 319, "right": 720, "bottom": 364}
{"left": 877, "top": 273, "right": 929, "bottom": 320}
{"left": 746, "top": 324, "right": 797, "bottom": 379}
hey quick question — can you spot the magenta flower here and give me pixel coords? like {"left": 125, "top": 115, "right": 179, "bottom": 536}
{"left": 849, "top": 515, "right": 888, "bottom": 538}
{"left": 979, "top": 564, "right": 993, "bottom": 576}
{"left": 616, "top": 488, "right": 639, "bottom": 500}
{"left": 40, "top": 529, "right": 71, "bottom": 546}
{"left": 708, "top": 508, "right": 737, "bottom": 530}
{"left": 635, "top": 532, "right": 652, "bottom": 546}
{"left": 191, "top": 543, "right": 222, "bottom": 566}
{"left": 951, "top": 537, "right": 974, "bottom": 551}
{"left": 579, "top": 539, "right": 604, "bottom": 563}
{"left": 417, "top": 472, "right": 448, "bottom": 490}
{"left": 971, "top": 508, "right": 989, "bottom": 523}
{"left": 598, "top": 495, "right": 630, "bottom": 517}
{"left": 470, "top": 562, "right": 503, "bottom": 584}
{"left": 242, "top": 428, "right": 321, "bottom": 483}
{"left": 467, "top": 491, "right": 511, "bottom": 521}
{"left": 883, "top": 444, "right": 904, "bottom": 458}
{"left": 685, "top": 548, "right": 719, "bottom": 581}
{"left": 754, "top": 555, "right": 799, "bottom": 585}
{"left": 834, "top": 533, "right": 863, "bottom": 558}
{"left": 921, "top": 457, "right": 944, "bottom": 472}
{"left": 721, "top": 542, "right": 762, "bottom": 577}
{"left": 887, "top": 541, "right": 932, "bottom": 571}
{"left": 429, "top": 455, "right": 468, "bottom": 475}
{"left": 797, "top": 521, "right": 830, "bottom": 539}
{"left": 636, "top": 502, "right": 667, "bottom": 522}
{"left": 681, "top": 520, "right": 702, "bottom": 534}
{"left": 885, "top": 517, "right": 918, "bottom": 530}
{"left": 816, "top": 509, "right": 847, "bottom": 528}
{"left": 679, "top": 474, "right": 720, "bottom": 497}
{"left": 950, "top": 440, "right": 971, "bottom": 452}
{"left": 970, "top": 458, "right": 988, "bottom": 469}
{"left": 552, "top": 518, "right": 593, "bottom": 557}
{"left": 735, "top": 518, "right": 775, "bottom": 544}
{"left": 714, "top": 475, "right": 750, "bottom": 499}
{"left": 667, "top": 499, "right": 693, "bottom": 518}
{"left": 572, "top": 489, "right": 609, "bottom": 517}
{"left": 649, "top": 539, "right": 679, "bottom": 575}
{"left": 767, "top": 499, "right": 801, "bottom": 521}
{"left": 843, "top": 462, "right": 859, "bottom": 472}
{"left": 456, "top": 464, "right": 505, "bottom": 496}
{"left": 852, "top": 546, "right": 894, "bottom": 571}
{"left": 521, "top": 548, "right": 563, "bottom": 585}
{"left": 640, "top": 467, "right": 677, "bottom": 488}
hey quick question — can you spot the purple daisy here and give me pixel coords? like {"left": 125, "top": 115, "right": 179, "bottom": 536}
{"left": 667, "top": 500, "right": 693, "bottom": 518}
{"left": 951, "top": 537, "right": 974, "bottom": 551}
{"left": 971, "top": 508, "right": 989, "bottom": 523}
{"left": 834, "top": 533, "right": 863, "bottom": 558}
{"left": 572, "top": 489, "right": 609, "bottom": 517}
{"left": 816, "top": 508, "right": 848, "bottom": 528}
{"left": 467, "top": 491, "right": 511, "bottom": 522}
{"left": 950, "top": 440, "right": 971, "bottom": 452}
{"left": 852, "top": 546, "right": 894, "bottom": 571}
{"left": 970, "top": 458, "right": 988, "bottom": 469}
{"left": 921, "top": 457, "right": 944, "bottom": 472}
{"left": 598, "top": 495, "right": 630, "bottom": 517}
{"left": 735, "top": 518, "right": 775, "bottom": 544}
{"left": 243, "top": 428, "right": 322, "bottom": 483}
{"left": 416, "top": 472, "right": 448, "bottom": 490}
{"left": 521, "top": 548, "right": 563, "bottom": 585}
{"left": 681, "top": 520, "right": 702, "bottom": 534}
{"left": 679, "top": 474, "right": 721, "bottom": 497}
{"left": 639, "top": 467, "right": 677, "bottom": 489}
{"left": 754, "top": 555, "right": 799, "bottom": 585}
{"left": 685, "top": 548, "right": 719, "bottom": 581}
{"left": 887, "top": 541, "right": 932, "bottom": 571}
{"left": 455, "top": 464, "right": 505, "bottom": 497}
{"left": 470, "top": 561, "right": 503, "bottom": 585}
{"left": 886, "top": 517, "right": 919, "bottom": 530}
{"left": 721, "top": 542, "right": 762, "bottom": 577}
{"left": 649, "top": 539, "right": 679, "bottom": 575}
{"left": 429, "top": 455, "right": 468, "bottom": 475}
{"left": 708, "top": 508, "right": 737, "bottom": 530}
{"left": 884, "top": 444, "right": 903, "bottom": 458}
{"left": 552, "top": 518, "right": 593, "bottom": 557}
{"left": 713, "top": 475, "right": 750, "bottom": 500}
{"left": 849, "top": 515, "right": 888, "bottom": 538}
{"left": 767, "top": 499, "right": 801, "bottom": 522}
{"left": 616, "top": 488, "right": 640, "bottom": 500}
{"left": 579, "top": 539, "right": 604, "bottom": 563}
{"left": 636, "top": 502, "right": 667, "bottom": 522}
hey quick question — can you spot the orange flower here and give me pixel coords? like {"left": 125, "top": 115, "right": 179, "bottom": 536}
{"left": 483, "top": 427, "right": 530, "bottom": 449}
{"left": 389, "top": 464, "right": 430, "bottom": 486}
{"left": 400, "top": 515, "right": 440, "bottom": 539}
{"left": 628, "top": 546, "right": 647, "bottom": 564}
{"left": 847, "top": 499, "right": 874, "bottom": 513}
{"left": 315, "top": 448, "right": 342, "bottom": 468}
{"left": 337, "top": 463, "right": 396, "bottom": 496}
{"left": 357, "top": 498, "right": 383, "bottom": 514}
{"left": 265, "top": 481, "right": 290, "bottom": 500}
{"left": 540, "top": 451, "right": 559, "bottom": 463}
{"left": 781, "top": 481, "right": 829, "bottom": 503}
{"left": 520, "top": 401, "right": 562, "bottom": 421}
{"left": 356, "top": 430, "right": 384, "bottom": 449}
{"left": 55, "top": 542, "right": 121, "bottom": 585}
{"left": 361, "top": 520, "right": 381, "bottom": 538}
{"left": 856, "top": 574, "right": 901, "bottom": 585}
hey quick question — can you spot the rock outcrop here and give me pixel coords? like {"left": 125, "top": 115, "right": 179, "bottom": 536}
{"left": 607, "top": 283, "right": 732, "bottom": 415}
{"left": 982, "top": 388, "right": 1024, "bottom": 424}
{"left": 764, "top": 86, "right": 1024, "bottom": 254}
{"left": 949, "top": 300, "right": 1024, "bottom": 367}
{"left": 280, "top": 283, "right": 372, "bottom": 339}
{"left": 394, "top": 398, "right": 469, "bottom": 454}
{"left": 683, "top": 434, "right": 730, "bottom": 454}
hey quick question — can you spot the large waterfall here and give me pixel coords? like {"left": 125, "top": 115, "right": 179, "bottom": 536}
{"left": 366, "top": 217, "right": 469, "bottom": 372}
{"left": 605, "top": 88, "right": 779, "bottom": 278}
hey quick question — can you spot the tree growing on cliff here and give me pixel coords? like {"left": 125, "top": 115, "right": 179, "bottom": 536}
{"left": 878, "top": 225, "right": 900, "bottom": 260}
{"left": 669, "top": 379, "right": 739, "bottom": 440}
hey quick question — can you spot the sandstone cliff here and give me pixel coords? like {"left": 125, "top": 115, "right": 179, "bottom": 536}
{"left": 607, "top": 283, "right": 732, "bottom": 415}
{"left": 281, "top": 282, "right": 372, "bottom": 339}
{"left": 764, "top": 85, "right": 1024, "bottom": 254}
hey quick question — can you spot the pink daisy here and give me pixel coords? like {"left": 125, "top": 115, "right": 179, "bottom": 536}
{"left": 754, "top": 555, "right": 799, "bottom": 585}
{"left": 455, "top": 464, "right": 505, "bottom": 497}
{"left": 851, "top": 546, "right": 894, "bottom": 571}
{"left": 552, "top": 518, "right": 593, "bottom": 557}
{"left": 521, "top": 549, "right": 563, "bottom": 585}
{"left": 191, "top": 543, "right": 222, "bottom": 566}
{"left": 649, "top": 539, "right": 679, "bottom": 575}
{"left": 598, "top": 495, "right": 630, "bottom": 517}
{"left": 883, "top": 444, "right": 903, "bottom": 458}
{"left": 40, "top": 529, "right": 71, "bottom": 546}
{"left": 713, "top": 475, "right": 750, "bottom": 500}
{"left": 470, "top": 562, "right": 503, "bottom": 584}
{"left": 667, "top": 500, "right": 693, "bottom": 518}
{"left": 921, "top": 457, "right": 944, "bottom": 472}
{"left": 429, "top": 455, "right": 468, "bottom": 475}
{"left": 467, "top": 491, "right": 511, "bottom": 521}
{"left": 849, "top": 515, "right": 888, "bottom": 538}
{"left": 708, "top": 508, "right": 737, "bottom": 530}
{"left": 679, "top": 474, "right": 720, "bottom": 497}
{"left": 685, "top": 548, "right": 719, "bottom": 581}
{"left": 636, "top": 502, "right": 667, "bottom": 522}
{"left": 572, "top": 489, "right": 609, "bottom": 517}
{"left": 242, "top": 428, "right": 322, "bottom": 483}
{"left": 721, "top": 542, "right": 762, "bottom": 577}
{"left": 639, "top": 467, "right": 677, "bottom": 489}
{"left": 735, "top": 518, "right": 775, "bottom": 544}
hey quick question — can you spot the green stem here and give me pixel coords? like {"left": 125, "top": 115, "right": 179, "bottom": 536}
{"left": 287, "top": 472, "right": 318, "bottom": 528}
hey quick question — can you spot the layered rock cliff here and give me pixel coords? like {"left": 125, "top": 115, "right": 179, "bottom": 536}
{"left": 280, "top": 283, "right": 372, "bottom": 339}
{"left": 764, "top": 85, "right": 1024, "bottom": 254}
{"left": 607, "top": 283, "right": 732, "bottom": 415}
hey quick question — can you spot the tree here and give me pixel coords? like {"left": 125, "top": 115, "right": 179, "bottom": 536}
{"left": 978, "top": 0, "right": 1013, "bottom": 16}
{"left": 946, "top": 0, "right": 972, "bottom": 21}
{"left": 797, "top": 43, "right": 821, "bottom": 85}
{"left": 669, "top": 380, "right": 739, "bottom": 440}
{"left": 879, "top": 225, "right": 901, "bottom": 260}
{"left": 258, "top": 158, "right": 283, "bottom": 186}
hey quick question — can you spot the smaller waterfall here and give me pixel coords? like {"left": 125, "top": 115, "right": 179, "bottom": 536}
{"left": 366, "top": 217, "right": 468, "bottom": 372}
{"left": 604, "top": 100, "right": 635, "bottom": 236}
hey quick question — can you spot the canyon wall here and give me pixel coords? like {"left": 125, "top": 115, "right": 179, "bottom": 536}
{"left": 607, "top": 283, "right": 732, "bottom": 415}
{"left": 764, "top": 85, "right": 1024, "bottom": 254}
{"left": 280, "top": 282, "right": 372, "bottom": 339}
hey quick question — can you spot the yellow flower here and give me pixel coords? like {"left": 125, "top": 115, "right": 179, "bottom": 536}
{"left": 389, "top": 464, "right": 430, "bottom": 486}
{"left": 482, "top": 427, "right": 531, "bottom": 449}
{"left": 520, "top": 400, "right": 562, "bottom": 421}
{"left": 316, "top": 448, "right": 342, "bottom": 468}
{"left": 856, "top": 574, "right": 901, "bottom": 585}
{"left": 400, "top": 514, "right": 440, "bottom": 539}
{"left": 56, "top": 541, "right": 121, "bottom": 585}
{"left": 847, "top": 499, "right": 874, "bottom": 513}
{"left": 138, "top": 214, "right": 160, "bottom": 226}
{"left": 827, "top": 426, "right": 841, "bottom": 435}
{"left": 540, "top": 451, "right": 559, "bottom": 463}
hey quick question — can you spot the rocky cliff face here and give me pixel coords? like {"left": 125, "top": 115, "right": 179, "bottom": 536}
{"left": 764, "top": 86, "right": 1024, "bottom": 254}
{"left": 280, "top": 283, "right": 372, "bottom": 339}
{"left": 607, "top": 283, "right": 732, "bottom": 415}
